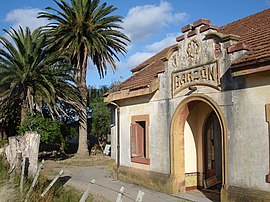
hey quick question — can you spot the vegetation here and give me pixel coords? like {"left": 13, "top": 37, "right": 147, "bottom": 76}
{"left": 39, "top": 0, "right": 129, "bottom": 156}
{"left": 89, "top": 86, "right": 110, "bottom": 139}
{"left": 0, "top": 27, "right": 81, "bottom": 137}
{"left": 0, "top": 156, "right": 93, "bottom": 202}
{"left": 18, "top": 114, "right": 64, "bottom": 149}
{"left": 0, "top": 0, "right": 128, "bottom": 201}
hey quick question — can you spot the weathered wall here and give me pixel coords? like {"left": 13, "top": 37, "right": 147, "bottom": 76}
{"left": 226, "top": 73, "right": 270, "bottom": 192}
{"left": 116, "top": 92, "right": 170, "bottom": 174}
{"left": 110, "top": 19, "right": 270, "bottom": 200}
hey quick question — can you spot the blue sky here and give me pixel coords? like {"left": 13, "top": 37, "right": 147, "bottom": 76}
{"left": 0, "top": 0, "right": 269, "bottom": 87}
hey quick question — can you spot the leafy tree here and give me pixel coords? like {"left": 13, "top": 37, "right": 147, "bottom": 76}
{"left": 18, "top": 113, "right": 64, "bottom": 148}
{"left": 39, "top": 0, "right": 129, "bottom": 156}
{"left": 0, "top": 27, "right": 81, "bottom": 135}
{"left": 88, "top": 86, "right": 110, "bottom": 138}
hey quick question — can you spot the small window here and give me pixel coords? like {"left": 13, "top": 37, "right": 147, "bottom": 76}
{"left": 130, "top": 115, "right": 150, "bottom": 165}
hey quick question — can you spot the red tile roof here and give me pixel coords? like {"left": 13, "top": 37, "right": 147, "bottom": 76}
{"left": 219, "top": 8, "right": 270, "bottom": 66}
{"left": 108, "top": 8, "right": 270, "bottom": 94}
{"left": 107, "top": 46, "right": 173, "bottom": 94}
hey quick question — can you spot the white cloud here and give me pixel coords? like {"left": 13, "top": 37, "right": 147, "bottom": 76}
{"left": 126, "top": 52, "right": 154, "bottom": 68}
{"left": 4, "top": 8, "right": 48, "bottom": 31}
{"left": 118, "top": 33, "right": 180, "bottom": 69}
{"left": 116, "top": 52, "right": 154, "bottom": 70}
{"left": 123, "top": 1, "right": 188, "bottom": 41}
{"left": 146, "top": 33, "right": 179, "bottom": 52}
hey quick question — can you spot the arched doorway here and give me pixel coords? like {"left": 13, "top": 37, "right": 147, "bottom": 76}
{"left": 170, "top": 94, "right": 227, "bottom": 193}
{"left": 203, "top": 112, "right": 222, "bottom": 190}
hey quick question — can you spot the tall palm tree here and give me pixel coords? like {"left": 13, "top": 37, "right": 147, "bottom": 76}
{"left": 39, "top": 0, "right": 129, "bottom": 156}
{"left": 0, "top": 26, "right": 81, "bottom": 132}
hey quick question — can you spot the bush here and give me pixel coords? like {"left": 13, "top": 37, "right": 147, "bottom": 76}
{"left": 18, "top": 114, "right": 64, "bottom": 150}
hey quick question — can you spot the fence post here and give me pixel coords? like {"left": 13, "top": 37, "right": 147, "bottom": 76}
{"left": 135, "top": 190, "right": 144, "bottom": 202}
{"left": 116, "top": 186, "right": 125, "bottom": 202}
{"left": 41, "top": 169, "right": 64, "bottom": 197}
{"left": 24, "top": 159, "right": 44, "bottom": 202}
{"left": 20, "top": 155, "right": 26, "bottom": 194}
{"left": 79, "top": 179, "right": 96, "bottom": 202}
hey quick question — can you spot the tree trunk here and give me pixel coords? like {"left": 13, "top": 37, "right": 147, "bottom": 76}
{"left": 76, "top": 88, "right": 89, "bottom": 157}
{"left": 20, "top": 100, "right": 28, "bottom": 124}
{"left": 75, "top": 48, "right": 89, "bottom": 157}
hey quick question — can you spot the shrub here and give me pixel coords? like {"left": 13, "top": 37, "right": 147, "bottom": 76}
{"left": 18, "top": 114, "right": 64, "bottom": 149}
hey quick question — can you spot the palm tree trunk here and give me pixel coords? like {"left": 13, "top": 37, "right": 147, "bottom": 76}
{"left": 76, "top": 85, "right": 89, "bottom": 156}
{"left": 20, "top": 100, "right": 28, "bottom": 124}
{"left": 76, "top": 50, "right": 89, "bottom": 157}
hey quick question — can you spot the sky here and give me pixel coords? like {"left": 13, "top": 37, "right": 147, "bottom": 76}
{"left": 0, "top": 0, "right": 269, "bottom": 87}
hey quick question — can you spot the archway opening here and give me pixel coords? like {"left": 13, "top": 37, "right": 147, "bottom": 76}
{"left": 170, "top": 95, "right": 226, "bottom": 194}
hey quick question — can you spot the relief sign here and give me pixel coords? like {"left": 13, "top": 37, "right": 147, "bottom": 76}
{"left": 172, "top": 61, "right": 220, "bottom": 95}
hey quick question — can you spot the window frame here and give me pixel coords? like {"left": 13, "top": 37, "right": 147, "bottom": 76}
{"left": 130, "top": 114, "right": 150, "bottom": 165}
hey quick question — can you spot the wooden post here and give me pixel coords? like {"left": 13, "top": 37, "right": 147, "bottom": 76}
{"left": 16, "top": 152, "right": 22, "bottom": 170}
{"left": 24, "top": 159, "right": 44, "bottom": 202}
{"left": 8, "top": 151, "right": 18, "bottom": 183}
{"left": 79, "top": 179, "right": 96, "bottom": 202}
{"left": 41, "top": 169, "right": 64, "bottom": 197}
{"left": 135, "top": 190, "right": 144, "bottom": 202}
{"left": 116, "top": 186, "right": 125, "bottom": 202}
{"left": 8, "top": 137, "right": 17, "bottom": 167}
{"left": 23, "top": 132, "right": 40, "bottom": 178}
{"left": 20, "top": 155, "right": 26, "bottom": 194}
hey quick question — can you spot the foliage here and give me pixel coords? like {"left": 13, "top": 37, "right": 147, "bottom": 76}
{"left": 39, "top": 0, "right": 129, "bottom": 154}
{"left": 89, "top": 97, "right": 110, "bottom": 138}
{"left": 18, "top": 114, "right": 64, "bottom": 146}
{"left": 38, "top": 0, "right": 130, "bottom": 80}
{"left": 0, "top": 26, "right": 81, "bottom": 136}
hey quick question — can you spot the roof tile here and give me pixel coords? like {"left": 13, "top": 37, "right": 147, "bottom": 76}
{"left": 108, "top": 9, "right": 270, "bottom": 94}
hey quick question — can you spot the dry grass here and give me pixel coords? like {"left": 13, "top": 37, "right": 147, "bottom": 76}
{"left": 42, "top": 154, "right": 113, "bottom": 177}
{"left": 0, "top": 184, "right": 19, "bottom": 202}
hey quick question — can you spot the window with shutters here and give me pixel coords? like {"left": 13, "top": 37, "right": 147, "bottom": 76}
{"left": 130, "top": 115, "right": 150, "bottom": 165}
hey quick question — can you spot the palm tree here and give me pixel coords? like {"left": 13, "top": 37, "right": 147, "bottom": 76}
{"left": 0, "top": 26, "right": 81, "bottom": 132}
{"left": 39, "top": 0, "right": 129, "bottom": 156}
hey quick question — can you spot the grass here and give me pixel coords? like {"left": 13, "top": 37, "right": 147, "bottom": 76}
{"left": 0, "top": 184, "right": 19, "bottom": 202}
{"left": 0, "top": 155, "right": 93, "bottom": 202}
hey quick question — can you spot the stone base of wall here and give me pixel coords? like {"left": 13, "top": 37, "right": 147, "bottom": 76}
{"left": 221, "top": 186, "right": 270, "bottom": 202}
{"left": 111, "top": 165, "right": 173, "bottom": 193}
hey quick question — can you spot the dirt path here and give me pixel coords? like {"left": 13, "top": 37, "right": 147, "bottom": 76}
{"left": 42, "top": 154, "right": 113, "bottom": 177}
{"left": 41, "top": 154, "right": 184, "bottom": 202}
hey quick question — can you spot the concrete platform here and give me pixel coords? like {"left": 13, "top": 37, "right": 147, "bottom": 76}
{"left": 63, "top": 166, "right": 220, "bottom": 202}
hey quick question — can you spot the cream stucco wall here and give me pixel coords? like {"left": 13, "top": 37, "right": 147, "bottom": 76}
{"left": 109, "top": 21, "right": 270, "bottom": 197}
{"left": 116, "top": 92, "right": 170, "bottom": 174}
{"left": 225, "top": 74, "right": 270, "bottom": 191}
{"left": 184, "top": 121, "right": 197, "bottom": 173}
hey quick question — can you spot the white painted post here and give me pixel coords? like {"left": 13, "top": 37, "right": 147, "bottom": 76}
{"left": 79, "top": 179, "right": 96, "bottom": 202}
{"left": 20, "top": 155, "right": 26, "bottom": 194}
{"left": 41, "top": 169, "right": 64, "bottom": 197}
{"left": 116, "top": 186, "right": 125, "bottom": 202}
{"left": 24, "top": 159, "right": 44, "bottom": 202}
{"left": 135, "top": 190, "right": 144, "bottom": 202}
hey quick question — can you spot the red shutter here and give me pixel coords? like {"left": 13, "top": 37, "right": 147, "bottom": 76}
{"left": 130, "top": 123, "right": 137, "bottom": 157}
{"left": 136, "top": 123, "right": 144, "bottom": 157}
{"left": 130, "top": 122, "right": 145, "bottom": 158}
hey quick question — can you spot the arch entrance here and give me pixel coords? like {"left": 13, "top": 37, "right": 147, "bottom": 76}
{"left": 170, "top": 95, "right": 226, "bottom": 193}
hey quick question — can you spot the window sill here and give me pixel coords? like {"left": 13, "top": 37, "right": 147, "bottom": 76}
{"left": 131, "top": 157, "right": 150, "bottom": 165}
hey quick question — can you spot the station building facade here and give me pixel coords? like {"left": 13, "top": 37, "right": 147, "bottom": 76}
{"left": 105, "top": 9, "right": 270, "bottom": 201}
